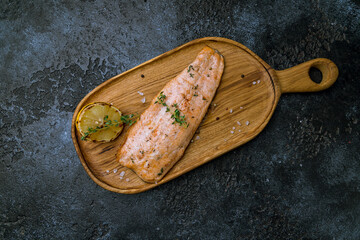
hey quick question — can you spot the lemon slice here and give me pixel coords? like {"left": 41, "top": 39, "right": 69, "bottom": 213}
{"left": 76, "top": 102, "right": 123, "bottom": 142}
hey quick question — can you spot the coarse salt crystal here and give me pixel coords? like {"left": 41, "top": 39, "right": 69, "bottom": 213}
{"left": 252, "top": 81, "right": 256, "bottom": 85}
{"left": 240, "top": 106, "right": 243, "bottom": 109}
{"left": 257, "top": 80, "right": 261, "bottom": 84}
{"left": 230, "top": 131, "right": 234, "bottom": 134}
{"left": 237, "top": 121, "right": 241, "bottom": 125}
{"left": 195, "top": 136, "right": 200, "bottom": 140}
{"left": 106, "top": 170, "right": 109, "bottom": 173}
{"left": 126, "top": 178, "right": 130, "bottom": 182}
{"left": 214, "top": 103, "right": 217, "bottom": 107}
{"left": 246, "top": 121, "right": 250, "bottom": 126}
{"left": 141, "top": 97, "right": 146, "bottom": 103}
{"left": 120, "top": 171, "right": 125, "bottom": 177}
{"left": 155, "top": 181, "right": 158, "bottom": 184}
{"left": 232, "top": 127, "right": 235, "bottom": 130}
{"left": 138, "top": 91, "right": 144, "bottom": 96}
{"left": 191, "top": 139, "right": 194, "bottom": 143}
{"left": 113, "top": 169, "right": 118, "bottom": 173}
{"left": 120, "top": 176, "right": 123, "bottom": 180}
{"left": 229, "top": 109, "right": 233, "bottom": 113}
{"left": 238, "top": 129, "right": 241, "bottom": 132}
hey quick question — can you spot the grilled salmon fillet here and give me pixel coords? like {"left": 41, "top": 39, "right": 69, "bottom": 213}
{"left": 117, "top": 46, "right": 224, "bottom": 183}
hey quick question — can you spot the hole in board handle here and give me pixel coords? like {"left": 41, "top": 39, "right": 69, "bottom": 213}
{"left": 308, "top": 67, "right": 323, "bottom": 84}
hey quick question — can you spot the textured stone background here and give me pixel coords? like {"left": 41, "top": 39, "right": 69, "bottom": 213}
{"left": 1, "top": 0, "right": 359, "bottom": 239}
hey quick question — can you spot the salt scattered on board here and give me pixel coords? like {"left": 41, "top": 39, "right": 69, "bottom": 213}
{"left": 232, "top": 127, "right": 235, "bottom": 130}
{"left": 252, "top": 81, "right": 256, "bottom": 85}
{"left": 126, "top": 178, "right": 130, "bottom": 182}
{"left": 113, "top": 169, "right": 118, "bottom": 173}
{"left": 141, "top": 97, "right": 146, "bottom": 103}
{"left": 237, "top": 121, "right": 241, "bottom": 125}
{"left": 230, "top": 130, "right": 234, "bottom": 134}
{"left": 257, "top": 80, "right": 261, "bottom": 84}
{"left": 120, "top": 171, "right": 125, "bottom": 177}
{"left": 137, "top": 91, "right": 144, "bottom": 96}
{"left": 246, "top": 121, "right": 250, "bottom": 126}
{"left": 229, "top": 109, "right": 233, "bottom": 113}
{"left": 195, "top": 136, "right": 200, "bottom": 140}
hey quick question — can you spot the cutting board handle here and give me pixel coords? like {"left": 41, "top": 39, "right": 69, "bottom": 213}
{"left": 276, "top": 58, "right": 339, "bottom": 94}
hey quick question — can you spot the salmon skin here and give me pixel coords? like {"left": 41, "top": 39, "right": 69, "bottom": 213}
{"left": 117, "top": 46, "right": 225, "bottom": 183}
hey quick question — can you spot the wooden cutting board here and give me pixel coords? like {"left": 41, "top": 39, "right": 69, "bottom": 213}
{"left": 71, "top": 37, "right": 338, "bottom": 194}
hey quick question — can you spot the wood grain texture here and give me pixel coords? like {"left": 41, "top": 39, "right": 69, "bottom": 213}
{"left": 71, "top": 37, "right": 338, "bottom": 194}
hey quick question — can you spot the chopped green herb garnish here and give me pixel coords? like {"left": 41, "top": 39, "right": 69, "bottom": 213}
{"left": 189, "top": 73, "right": 194, "bottom": 78}
{"left": 194, "top": 85, "right": 198, "bottom": 89}
{"left": 158, "top": 168, "right": 164, "bottom": 176}
{"left": 202, "top": 97, "right": 206, "bottom": 100}
{"left": 120, "top": 113, "right": 138, "bottom": 126}
{"left": 193, "top": 93, "right": 198, "bottom": 97}
{"left": 154, "top": 93, "right": 188, "bottom": 128}
{"left": 187, "top": 65, "right": 194, "bottom": 72}
{"left": 81, "top": 115, "right": 121, "bottom": 141}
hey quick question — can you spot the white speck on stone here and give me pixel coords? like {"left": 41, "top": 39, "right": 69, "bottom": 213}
{"left": 266, "top": 178, "right": 269, "bottom": 182}
{"left": 156, "top": 227, "right": 160, "bottom": 231}
{"left": 141, "top": 97, "right": 146, "bottom": 103}
{"left": 246, "top": 121, "right": 250, "bottom": 126}
{"left": 300, "top": 164, "right": 303, "bottom": 167}
{"left": 230, "top": 130, "right": 234, "bottom": 134}
{"left": 113, "top": 169, "right": 118, "bottom": 173}
{"left": 195, "top": 136, "right": 200, "bottom": 140}
{"left": 232, "top": 127, "right": 235, "bottom": 130}
{"left": 229, "top": 109, "right": 233, "bottom": 113}
{"left": 252, "top": 81, "right": 256, "bottom": 85}
{"left": 126, "top": 178, "right": 130, "bottom": 182}
{"left": 237, "top": 121, "right": 241, "bottom": 125}
{"left": 120, "top": 171, "right": 125, "bottom": 177}
{"left": 138, "top": 91, "right": 144, "bottom": 96}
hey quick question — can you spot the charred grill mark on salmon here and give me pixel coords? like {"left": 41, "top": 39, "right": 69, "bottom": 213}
{"left": 117, "top": 47, "right": 225, "bottom": 183}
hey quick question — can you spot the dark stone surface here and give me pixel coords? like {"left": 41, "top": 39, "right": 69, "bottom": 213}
{"left": 1, "top": 0, "right": 359, "bottom": 239}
